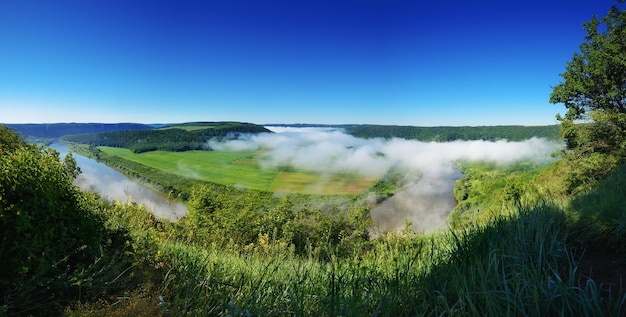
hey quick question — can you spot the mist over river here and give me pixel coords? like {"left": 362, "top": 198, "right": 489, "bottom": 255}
{"left": 51, "top": 127, "right": 561, "bottom": 232}
{"left": 51, "top": 143, "right": 187, "bottom": 221}
{"left": 370, "top": 170, "right": 463, "bottom": 235}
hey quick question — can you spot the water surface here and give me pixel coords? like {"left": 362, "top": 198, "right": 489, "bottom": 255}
{"left": 51, "top": 143, "right": 187, "bottom": 221}
{"left": 370, "top": 169, "right": 462, "bottom": 235}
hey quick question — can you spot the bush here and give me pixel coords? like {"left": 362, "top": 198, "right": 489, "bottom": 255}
{"left": 0, "top": 131, "right": 138, "bottom": 315}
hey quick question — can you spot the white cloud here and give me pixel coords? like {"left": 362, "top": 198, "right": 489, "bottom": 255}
{"left": 209, "top": 127, "right": 563, "bottom": 233}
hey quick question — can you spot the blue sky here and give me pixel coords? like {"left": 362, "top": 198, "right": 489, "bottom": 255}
{"left": 0, "top": 0, "right": 618, "bottom": 126}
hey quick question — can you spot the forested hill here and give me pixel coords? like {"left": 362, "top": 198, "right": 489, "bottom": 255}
{"left": 2, "top": 123, "right": 152, "bottom": 139}
{"left": 61, "top": 122, "right": 271, "bottom": 153}
{"left": 345, "top": 124, "right": 560, "bottom": 141}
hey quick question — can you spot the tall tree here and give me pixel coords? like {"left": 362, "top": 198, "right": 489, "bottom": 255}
{"left": 550, "top": 2, "right": 626, "bottom": 191}
{"left": 550, "top": 4, "right": 626, "bottom": 122}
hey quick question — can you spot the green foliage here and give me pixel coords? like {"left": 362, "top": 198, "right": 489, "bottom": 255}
{"left": 62, "top": 121, "right": 272, "bottom": 153}
{"left": 347, "top": 124, "right": 560, "bottom": 141}
{"left": 369, "top": 167, "right": 408, "bottom": 202}
{"left": 0, "top": 125, "right": 28, "bottom": 152}
{"left": 9, "top": 122, "right": 626, "bottom": 315}
{"left": 182, "top": 184, "right": 372, "bottom": 260}
{"left": 63, "top": 152, "right": 82, "bottom": 179}
{"left": 550, "top": 5, "right": 626, "bottom": 121}
{"left": 550, "top": 4, "right": 626, "bottom": 192}
{"left": 2, "top": 123, "right": 151, "bottom": 138}
{"left": 0, "top": 130, "right": 141, "bottom": 315}
{"left": 0, "top": 147, "right": 100, "bottom": 281}
{"left": 63, "top": 128, "right": 208, "bottom": 153}
{"left": 568, "top": 163, "right": 626, "bottom": 252}
{"left": 449, "top": 161, "right": 549, "bottom": 228}
{"left": 151, "top": 205, "right": 625, "bottom": 316}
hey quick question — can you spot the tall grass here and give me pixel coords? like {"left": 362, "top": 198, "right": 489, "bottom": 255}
{"left": 61, "top": 156, "right": 626, "bottom": 316}
{"left": 568, "top": 163, "right": 626, "bottom": 252}
{"left": 152, "top": 204, "right": 625, "bottom": 316}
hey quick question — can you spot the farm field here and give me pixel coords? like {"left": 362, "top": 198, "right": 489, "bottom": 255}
{"left": 98, "top": 146, "right": 378, "bottom": 194}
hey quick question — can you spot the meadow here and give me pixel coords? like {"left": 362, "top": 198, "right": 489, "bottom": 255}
{"left": 98, "top": 146, "right": 377, "bottom": 194}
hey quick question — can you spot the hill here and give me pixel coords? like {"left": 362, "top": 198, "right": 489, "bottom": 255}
{"left": 61, "top": 121, "right": 272, "bottom": 153}
{"left": 345, "top": 124, "right": 560, "bottom": 141}
{"left": 2, "top": 122, "right": 152, "bottom": 139}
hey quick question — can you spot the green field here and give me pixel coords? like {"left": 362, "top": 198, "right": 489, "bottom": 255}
{"left": 99, "top": 146, "right": 377, "bottom": 194}
{"left": 158, "top": 121, "right": 260, "bottom": 131}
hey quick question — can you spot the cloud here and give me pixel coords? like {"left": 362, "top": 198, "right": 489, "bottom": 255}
{"left": 249, "top": 127, "right": 562, "bottom": 179}
{"left": 211, "top": 127, "right": 563, "bottom": 233}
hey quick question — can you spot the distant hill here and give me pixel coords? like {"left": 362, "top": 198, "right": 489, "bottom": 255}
{"left": 345, "top": 124, "right": 561, "bottom": 141}
{"left": 61, "top": 121, "right": 272, "bottom": 153}
{"left": 2, "top": 123, "right": 153, "bottom": 139}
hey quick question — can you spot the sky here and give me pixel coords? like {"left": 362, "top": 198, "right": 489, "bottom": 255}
{"left": 0, "top": 0, "right": 620, "bottom": 126}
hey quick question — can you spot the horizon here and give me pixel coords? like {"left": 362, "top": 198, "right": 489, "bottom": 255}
{"left": 1, "top": 0, "right": 619, "bottom": 126}
{"left": 1, "top": 121, "right": 561, "bottom": 128}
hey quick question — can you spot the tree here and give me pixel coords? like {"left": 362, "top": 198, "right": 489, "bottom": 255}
{"left": 63, "top": 151, "right": 82, "bottom": 179}
{"left": 0, "top": 125, "right": 27, "bottom": 152}
{"left": 550, "top": 4, "right": 626, "bottom": 121}
{"left": 550, "top": 3, "right": 626, "bottom": 191}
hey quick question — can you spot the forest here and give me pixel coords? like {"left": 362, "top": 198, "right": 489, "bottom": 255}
{"left": 60, "top": 122, "right": 271, "bottom": 153}
{"left": 346, "top": 124, "right": 560, "bottom": 141}
{"left": 2, "top": 122, "right": 152, "bottom": 139}
{"left": 2, "top": 3, "right": 626, "bottom": 316}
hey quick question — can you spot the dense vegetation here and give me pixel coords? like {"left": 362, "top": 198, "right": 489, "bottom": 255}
{"left": 1, "top": 123, "right": 151, "bottom": 139}
{"left": 0, "top": 126, "right": 144, "bottom": 315}
{"left": 2, "top": 3, "right": 626, "bottom": 316}
{"left": 346, "top": 124, "right": 560, "bottom": 141}
{"left": 61, "top": 122, "right": 271, "bottom": 153}
{"left": 4, "top": 121, "right": 626, "bottom": 315}
{"left": 549, "top": 3, "right": 626, "bottom": 194}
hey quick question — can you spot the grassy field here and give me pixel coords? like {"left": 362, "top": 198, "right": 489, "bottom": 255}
{"left": 99, "top": 146, "right": 377, "bottom": 194}
{"left": 158, "top": 122, "right": 259, "bottom": 131}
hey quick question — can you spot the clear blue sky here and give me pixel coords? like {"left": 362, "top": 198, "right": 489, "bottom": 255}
{"left": 0, "top": 0, "right": 618, "bottom": 126}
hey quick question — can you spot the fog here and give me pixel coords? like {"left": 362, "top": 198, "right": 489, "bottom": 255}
{"left": 51, "top": 144, "right": 187, "bottom": 221}
{"left": 50, "top": 126, "right": 562, "bottom": 231}
{"left": 210, "top": 126, "right": 563, "bottom": 233}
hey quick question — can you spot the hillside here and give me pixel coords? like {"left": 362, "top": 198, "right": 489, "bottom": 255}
{"left": 346, "top": 124, "right": 560, "bottom": 141}
{"left": 61, "top": 121, "right": 272, "bottom": 153}
{"left": 2, "top": 122, "right": 152, "bottom": 138}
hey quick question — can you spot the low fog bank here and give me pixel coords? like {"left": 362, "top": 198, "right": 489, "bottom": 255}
{"left": 370, "top": 173, "right": 462, "bottom": 235}
{"left": 212, "top": 127, "right": 561, "bottom": 180}
{"left": 211, "top": 127, "right": 564, "bottom": 233}
{"left": 51, "top": 143, "right": 187, "bottom": 221}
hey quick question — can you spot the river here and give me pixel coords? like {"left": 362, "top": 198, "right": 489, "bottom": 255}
{"left": 369, "top": 170, "right": 462, "bottom": 235}
{"left": 51, "top": 143, "right": 187, "bottom": 221}
{"left": 50, "top": 142, "right": 459, "bottom": 229}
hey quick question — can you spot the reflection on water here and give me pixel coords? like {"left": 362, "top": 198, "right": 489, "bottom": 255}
{"left": 51, "top": 143, "right": 187, "bottom": 221}
{"left": 370, "top": 169, "right": 462, "bottom": 235}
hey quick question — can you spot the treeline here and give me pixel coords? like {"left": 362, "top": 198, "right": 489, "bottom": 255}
{"left": 2, "top": 122, "right": 152, "bottom": 138}
{"left": 63, "top": 129, "right": 207, "bottom": 153}
{"left": 62, "top": 123, "right": 271, "bottom": 153}
{"left": 346, "top": 124, "right": 560, "bottom": 141}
